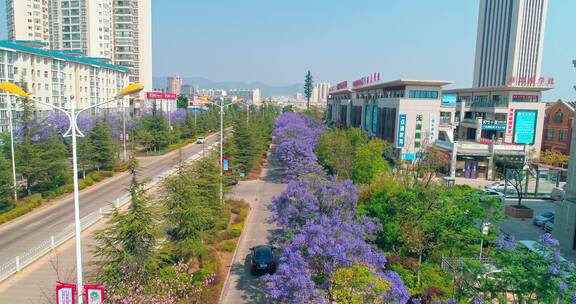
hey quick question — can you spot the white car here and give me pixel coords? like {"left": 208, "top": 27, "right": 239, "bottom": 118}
{"left": 481, "top": 189, "right": 505, "bottom": 203}
{"left": 485, "top": 182, "right": 518, "bottom": 195}
{"left": 196, "top": 137, "right": 206, "bottom": 144}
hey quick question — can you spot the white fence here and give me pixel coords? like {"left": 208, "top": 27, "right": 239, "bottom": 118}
{"left": 0, "top": 143, "right": 218, "bottom": 283}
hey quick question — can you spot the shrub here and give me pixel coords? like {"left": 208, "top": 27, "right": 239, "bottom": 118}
{"left": 0, "top": 194, "right": 43, "bottom": 225}
{"left": 228, "top": 222, "right": 244, "bottom": 238}
{"left": 83, "top": 176, "right": 94, "bottom": 186}
{"left": 89, "top": 172, "right": 104, "bottom": 182}
{"left": 64, "top": 184, "right": 74, "bottom": 193}
{"left": 78, "top": 181, "right": 87, "bottom": 190}
{"left": 238, "top": 208, "right": 248, "bottom": 219}
{"left": 214, "top": 239, "right": 238, "bottom": 252}
{"left": 100, "top": 170, "right": 113, "bottom": 177}
{"left": 0, "top": 198, "right": 15, "bottom": 214}
{"left": 112, "top": 163, "right": 128, "bottom": 172}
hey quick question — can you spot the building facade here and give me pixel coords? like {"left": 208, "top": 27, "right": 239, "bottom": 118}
{"left": 473, "top": 0, "right": 549, "bottom": 88}
{"left": 167, "top": 76, "right": 182, "bottom": 95}
{"left": 327, "top": 79, "right": 454, "bottom": 161}
{"left": 228, "top": 89, "right": 261, "bottom": 104}
{"left": 542, "top": 100, "right": 575, "bottom": 155}
{"left": 0, "top": 40, "right": 129, "bottom": 132}
{"left": 311, "top": 82, "right": 330, "bottom": 105}
{"left": 7, "top": 0, "right": 153, "bottom": 98}
{"left": 7, "top": 0, "right": 52, "bottom": 46}
{"left": 439, "top": 86, "right": 548, "bottom": 179}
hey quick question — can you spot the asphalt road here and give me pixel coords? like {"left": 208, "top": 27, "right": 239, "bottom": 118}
{"left": 220, "top": 150, "right": 286, "bottom": 304}
{"left": 0, "top": 133, "right": 221, "bottom": 265}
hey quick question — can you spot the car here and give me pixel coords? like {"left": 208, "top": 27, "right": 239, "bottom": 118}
{"left": 196, "top": 137, "right": 206, "bottom": 144}
{"left": 485, "top": 182, "right": 507, "bottom": 192}
{"left": 250, "top": 245, "right": 277, "bottom": 275}
{"left": 481, "top": 189, "right": 505, "bottom": 203}
{"left": 227, "top": 178, "right": 238, "bottom": 186}
{"left": 533, "top": 211, "right": 555, "bottom": 227}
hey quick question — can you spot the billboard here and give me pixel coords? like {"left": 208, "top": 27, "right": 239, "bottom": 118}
{"left": 441, "top": 94, "right": 457, "bottom": 107}
{"left": 397, "top": 114, "right": 407, "bottom": 147}
{"left": 146, "top": 92, "right": 177, "bottom": 100}
{"left": 371, "top": 106, "right": 378, "bottom": 133}
{"left": 56, "top": 282, "right": 76, "bottom": 304}
{"left": 513, "top": 110, "right": 537, "bottom": 144}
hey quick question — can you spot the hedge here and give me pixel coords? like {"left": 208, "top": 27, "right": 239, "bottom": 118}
{"left": 0, "top": 194, "right": 43, "bottom": 225}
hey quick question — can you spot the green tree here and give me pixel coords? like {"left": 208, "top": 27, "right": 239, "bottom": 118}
{"left": 92, "top": 157, "right": 159, "bottom": 290}
{"left": 352, "top": 140, "right": 390, "bottom": 184}
{"left": 304, "top": 70, "right": 313, "bottom": 110}
{"left": 88, "top": 121, "right": 117, "bottom": 169}
{"left": 37, "top": 135, "right": 69, "bottom": 191}
{"left": 0, "top": 153, "right": 14, "bottom": 212}
{"left": 316, "top": 129, "right": 355, "bottom": 179}
{"left": 331, "top": 263, "right": 391, "bottom": 304}
{"left": 231, "top": 113, "right": 257, "bottom": 172}
{"left": 176, "top": 94, "right": 188, "bottom": 109}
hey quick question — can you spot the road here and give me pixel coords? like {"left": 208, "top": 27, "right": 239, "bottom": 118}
{"left": 220, "top": 150, "right": 286, "bottom": 304}
{"left": 0, "top": 133, "right": 221, "bottom": 266}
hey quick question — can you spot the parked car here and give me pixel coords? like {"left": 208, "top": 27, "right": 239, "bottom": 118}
{"left": 533, "top": 211, "right": 555, "bottom": 227}
{"left": 227, "top": 178, "right": 238, "bottom": 186}
{"left": 544, "top": 221, "right": 554, "bottom": 234}
{"left": 485, "top": 182, "right": 505, "bottom": 191}
{"left": 481, "top": 189, "right": 505, "bottom": 203}
{"left": 196, "top": 137, "right": 206, "bottom": 144}
{"left": 250, "top": 245, "right": 277, "bottom": 275}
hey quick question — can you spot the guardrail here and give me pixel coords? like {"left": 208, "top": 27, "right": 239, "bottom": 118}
{"left": 0, "top": 142, "right": 218, "bottom": 283}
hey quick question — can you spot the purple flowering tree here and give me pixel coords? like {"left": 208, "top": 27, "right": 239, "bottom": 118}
{"left": 272, "top": 113, "right": 325, "bottom": 181}
{"left": 265, "top": 177, "right": 410, "bottom": 303}
{"left": 476, "top": 233, "right": 576, "bottom": 303}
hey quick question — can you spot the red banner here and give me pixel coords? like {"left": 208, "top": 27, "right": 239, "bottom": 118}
{"left": 56, "top": 282, "right": 76, "bottom": 304}
{"left": 84, "top": 284, "right": 105, "bottom": 304}
{"left": 146, "top": 92, "right": 177, "bottom": 100}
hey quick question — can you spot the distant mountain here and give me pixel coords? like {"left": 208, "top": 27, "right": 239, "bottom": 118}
{"left": 153, "top": 76, "right": 303, "bottom": 97}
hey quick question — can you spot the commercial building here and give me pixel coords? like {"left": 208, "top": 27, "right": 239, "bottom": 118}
{"left": 6, "top": 0, "right": 52, "bottom": 47}
{"left": 167, "top": 76, "right": 182, "bottom": 95}
{"left": 541, "top": 100, "right": 575, "bottom": 155}
{"left": 327, "top": 79, "right": 454, "bottom": 161}
{"left": 0, "top": 40, "right": 129, "bottom": 132}
{"left": 6, "top": 0, "right": 153, "bottom": 99}
{"left": 473, "top": 0, "right": 549, "bottom": 88}
{"left": 437, "top": 86, "right": 549, "bottom": 179}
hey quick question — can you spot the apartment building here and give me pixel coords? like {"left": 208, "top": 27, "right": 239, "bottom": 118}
{"left": 0, "top": 40, "right": 129, "bottom": 132}
{"left": 7, "top": 0, "right": 52, "bottom": 46}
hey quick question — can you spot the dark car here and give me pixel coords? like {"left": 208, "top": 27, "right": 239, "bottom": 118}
{"left": 250, "top": 245, "right": 277, "bottom": 275}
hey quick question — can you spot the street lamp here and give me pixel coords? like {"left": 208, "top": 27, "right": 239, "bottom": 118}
{"left": 0, "top": 81, "right": 143, "bottom": 304}
{"left": 200, "top": 98, "right": 238, "bottom": 204}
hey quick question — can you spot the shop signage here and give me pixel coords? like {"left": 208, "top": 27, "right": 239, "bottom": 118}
{"left": 402, "top": 153, "right": 415, "bottom": 161}
{"left": 513, "top": 110, "right": 537, "bottom": 145}
{"left": 353, "top": 72, "right": 381, "bottom": 88}
{"left": 481, "top": 120, "right": 507, "bottom": 131}
{"left": 146, "top": 92, "right": 177, "bottom": 100}
{"left": 336, "top": 81, "right": 348, "bottom": 90}
{"left": 441, "top": 94, "right": 457, "bottom": 107}
{"left": 507, "top": 76, "right": 555, "bottom": 87}
{"left": 512, "top": 95, "right": 539, "bottom": 103}
{"left": 56, "top": 282, "right": 76, "bottom": 304}
{"left": 429, "top": 113, "right": 437, "bottom": 142}
{"left": 397, "top": 114, "right": 407, "bottom": 147}
{"left": 506, "top": 108, "right": 515, "bottom": 136}
{"left": 84, "top": 284, "right": 105, "bottom": 304}
{"left": 223, "top": 157, "right": 230, "bottom": 172}
{"left": 371, "top": 106, "right": 378, "bottom": 134}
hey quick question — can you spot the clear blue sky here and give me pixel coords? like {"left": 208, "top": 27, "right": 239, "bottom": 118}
{"left": 0, "top": 0, "right": 574, "bottom": 100}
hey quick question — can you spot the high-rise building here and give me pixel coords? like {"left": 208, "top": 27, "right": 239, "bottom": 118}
{"left": 473, "top": 0, "right": 549, "bottom": 88}
{"left": 167, "top": 76, "right": 182, "bottom": 94}
{"left": 181, "top": 84, "right": 195, "bottom": 97}
{"left": 6, "top": 0, "right": 52, "bottom": 46}
{"left": 50, "top": 0, "right": 114, "bottom": 58}
{"left": 113, "top": 0, "right": 153, "bottom": 93}
{"left": 6, "top": 0, "right": 153, "bottom": 98}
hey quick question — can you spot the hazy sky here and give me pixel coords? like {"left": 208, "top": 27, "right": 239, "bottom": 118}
{"left": 0, "top": 0, "right": 574, "bottom": 100}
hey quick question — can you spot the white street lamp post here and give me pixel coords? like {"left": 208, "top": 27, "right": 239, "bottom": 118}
{"left": 7, "top": 98, "right": 17, "bottom": 201}
{"left": 122, "top": 101, "right": 128, "bottom": 162}
{"left": 0, "top": 82, "right": 143, "bottom": 304}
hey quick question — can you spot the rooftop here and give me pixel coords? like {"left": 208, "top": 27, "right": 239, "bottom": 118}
{"left": 354, "top": 79, "right": 453, "bottom": 91}
{"left": 0, "top": 40, "right": 129, "bottom": 73}
{"left": 444, "top": 85, "right": 553, "bottom": 94}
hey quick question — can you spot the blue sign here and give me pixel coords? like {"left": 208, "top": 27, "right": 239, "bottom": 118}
{"left": 481, "top": 124, "right": 507, "bottom": 131}
{"left": 372, "top": 106, "right": 378, "bottom": 133}
{"left": 223, "top": 158, "right": 230, "bottom": 171}
{"left": 402, "top": 153, "right": 415, "bottom": 161}
{"left": 441, "top": 94, "right": 457, "bottom": 107}
{"left": 513, "top": 110, "right": 537, "bottom": 144}
{"left": 397, "top": 114, "right": 407, "bottom": 147}
{"left": 364, "top": 105, "right": 370, "bottom": 131}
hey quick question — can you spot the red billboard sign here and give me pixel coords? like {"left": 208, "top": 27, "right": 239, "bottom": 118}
{"left": 56, "top": 282, "right": 76, "bottom": 304}
{"left": 336, "top": 81, "right": 348, "bottom": 90}
{"left": 146, "top": 92, "right": 177, "bottom": 100}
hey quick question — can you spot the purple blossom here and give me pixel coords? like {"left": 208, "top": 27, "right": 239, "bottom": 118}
{"left": 168, "top": 108, "right": 187, "bottom": 124}
{"left": 473, "top": 296, "right": 484, "bottom": 304}
{"left": 539, "top": 233, "right": 560, "bottom": 248}
{"left": 495, "top": 233, "right": 516, "bottom": 251}
{"left": 446, "top": 299, "right": 457, "bottom": 304}
{"left": 559, "top": 282, "right": 568, "bottom": 291}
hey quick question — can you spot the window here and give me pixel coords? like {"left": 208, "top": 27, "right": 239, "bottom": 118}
{"left": 440, "top": 112, "right": 451, "bottom": 125}
{"left": 553, "top": 110, "right": 563, "bottom": 123}
{"left": 546, "top": 129, "right": 554, "bottom": 141}
{"left": 415, "top": 142, "right": 421, "bottom": 148}
{"left": 408, "top": 90, "right": 439, "bottom": 99}
{"left": 559, "top": 129, "right": 569, "bottom": 142}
